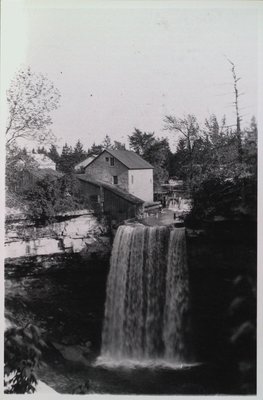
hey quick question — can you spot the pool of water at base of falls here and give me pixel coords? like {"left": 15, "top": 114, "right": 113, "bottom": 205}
{"left": 95, "top": 356, "right": 201, "bottom": 369}
{"left": 86, "top": 359, "right": 224, "bottom": 395}
{"left": 38, "top": 353, "right": 233, "bottom": 395}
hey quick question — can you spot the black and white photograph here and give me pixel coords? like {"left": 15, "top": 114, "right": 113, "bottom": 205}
{"left": 2, "top": 0, "right": 261, "bottom": 396}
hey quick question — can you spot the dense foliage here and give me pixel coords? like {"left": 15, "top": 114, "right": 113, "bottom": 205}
{"left": 129, "top": 129, "right": 171, "bottom": 190}
{"left": 228, "top": 274, "right": 256, "bottom": 393}
{"left": 6, "top": 144, "right": 38, "bottom": 195}
{"left": 20, "top": 174, "right": 84, "bottom": 222}
{"left": 5, "top": 144, "right": 85, "bottom": 222}
{"left": 4, "top": 324, "right": 45, "bottom": 393}
{"left": 165, "top": 114, "right": 257, "bottom": 222}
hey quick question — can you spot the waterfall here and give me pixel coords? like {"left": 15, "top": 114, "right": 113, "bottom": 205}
{"left": 99, "top": 225, "right": 192, "bottom": 365}
{"left": 163, "top": 228, "right": 191, "bottom": 361}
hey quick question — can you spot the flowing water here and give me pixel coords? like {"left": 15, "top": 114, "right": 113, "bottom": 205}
{"left": 97, "top": 225, "right": 193, "bottom": 367}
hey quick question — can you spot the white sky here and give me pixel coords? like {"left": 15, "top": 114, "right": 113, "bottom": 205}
{"left": 1, "top": 0, "right": 262, "bottom": 151}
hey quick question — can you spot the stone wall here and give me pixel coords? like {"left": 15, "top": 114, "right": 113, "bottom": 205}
{"left": 85, "top": 151, "right": 129, "bottom": 191}
{"left": 5, "top": 211, "right": 110, "bottom": 260}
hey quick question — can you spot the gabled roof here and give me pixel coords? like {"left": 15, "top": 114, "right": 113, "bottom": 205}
{"left": 30, "top": 153, "right": 56, "bottom": 168}
{"left": 87, "top": 149, "right": 154, "bottom": 170}
{"left": 77, "top": 175, "right": 144, "bottom": 205}
{"left": 74, "top": 155, "right": 96, "bottom": 170}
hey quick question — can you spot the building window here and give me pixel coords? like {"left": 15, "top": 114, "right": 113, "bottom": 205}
{"left": 90, "top": 194, "right": 99, "bottom": 203}
{"left": 105, "top": 157, "right": 109, "bottom": 162}
{"left": 113, "top": 176, "right": 118, "bottom": 185}
{"left": 110, "top": 157, "right": 115, "bottom": 166}
{"left": 131, "top": 175, "right": 134, "bottom": 184}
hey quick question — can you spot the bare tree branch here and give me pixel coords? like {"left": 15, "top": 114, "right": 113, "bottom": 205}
{"left": 5, "top": 67, "right": 60, "bottom": 146}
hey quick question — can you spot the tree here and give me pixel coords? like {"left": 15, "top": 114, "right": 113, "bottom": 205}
{"left": 243, "top": 116, "right": 257, "bottom": 176}
{"left": 128, "top": 129, "right": 155, "bottom": 155}
{"left": 170, "top": 138, "right": 190, "bottom": 180}
{"left": 37, "top": 146, "right": 47, "bottom": 155}
{"left": 20, "top": 174, "right": 83, "bottom": 222}
{"left": 6, "top": 66, "right": 60, "bottom": 146}
{"left": 227, "top": 59, "right": 243, "bottom": 162}
{"left": 6, "top": 145, "right": 38, "bottom": 194}
{"left": 185, "top": 115, "right": 257, "bottom": 222}
{"left": 143, "top": 138, "right": 171, "bottom": 187}
{"left": 72, "top": 139, "right": 87, "bottom": 167}
{"left": 57, "top": 143, "right": 74, "bottom": 173}
{"left": 4, "top": 324, "right": 45, "bottom": 394}
{"left": 113, "top": 140, "right": 126, "bottom": 150}
{"left": 101, "top": 134, "right": 112, "bottom": 149}
{"left": 89, "top": 137, "right": 126, "bottom": 154}
{"left": 47, "top": 144, "right": 60, "bottom": 165}
{"left": 163, "top": 110, "right": 257, "bottom": 222}
{"left": 90, "top": 142, "right": 103, "bottom": 155}
{"left": 163, "top": 114, "right": 201, "bottom": 186}
{"left": 129, "top": 129, "right": 170, "bottom": 189}
{"left": 74, "top": 139, "right": 86, "bottom": 158}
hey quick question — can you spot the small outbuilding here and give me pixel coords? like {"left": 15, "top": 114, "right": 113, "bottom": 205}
{"left": 20, "top": 168, "right": 64, "bottom": 190}
{"left": 31, "top": 153, "right": 57, "bottom": 170}
{"left": 74, "top": 154, "right": 96, "bottom": 172}
{"left": 77, "top": 174, "right": 144, "bottom": 223}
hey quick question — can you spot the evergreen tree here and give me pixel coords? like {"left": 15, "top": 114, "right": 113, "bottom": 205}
{"left": 90, "top": 142, "right": 103, "bottom": 155}
{"left": 129, "top": 129, "right": 170, "bottom": 189}
{"left": 113, "top": 140, "right": 126, "bottom": 150}
{"left": 73, "top": 139, "right": 87, "bottom": 164}
{"left": 58, "top": 143, "right": 74, "bottom": 173}
{"left": 37, "top": 146, "right": 47, "bottom": 155}
{"left": 243, "top": 116, "right": 257, "bottom": 176}
{"left": 128, "top": 129, "right": 155, "bottom": 155}
{"left": 101, "top": 135, "right": 113, "bottom": 149}
{"left": 6, "top": 145, "right": 38, "bottom": 196}
{"left": 47, "top": 144, "right": 60, "bottom": 165}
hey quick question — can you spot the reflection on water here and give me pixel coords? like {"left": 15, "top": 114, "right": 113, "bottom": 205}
{"left": 95, "top": 356, "right": 201, "bottom": 370}
{"left": 88, "top": 360, "right": 221, "bottom": 395}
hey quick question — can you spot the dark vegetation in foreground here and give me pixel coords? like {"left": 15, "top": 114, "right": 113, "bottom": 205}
{"left": 5, "top": 255, "right": 109, "bottom": 394}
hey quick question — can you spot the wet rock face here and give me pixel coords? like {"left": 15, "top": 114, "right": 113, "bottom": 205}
{"left": 5, "top": 212, "right": 111, "bottom": 260}
{"left": 52, "top": 342, "right": 91, "bottom": 365}
{"left": 5, "top": 256, "right": 110, "bottom": 351}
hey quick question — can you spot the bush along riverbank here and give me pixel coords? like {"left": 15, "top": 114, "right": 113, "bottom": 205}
{"left": 187, "top": 220, "right": 256, "bottom": 394}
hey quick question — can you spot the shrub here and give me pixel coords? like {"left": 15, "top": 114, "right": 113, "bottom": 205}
{"left": 4, "top": 324, "right": 46, "bottom": 394}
